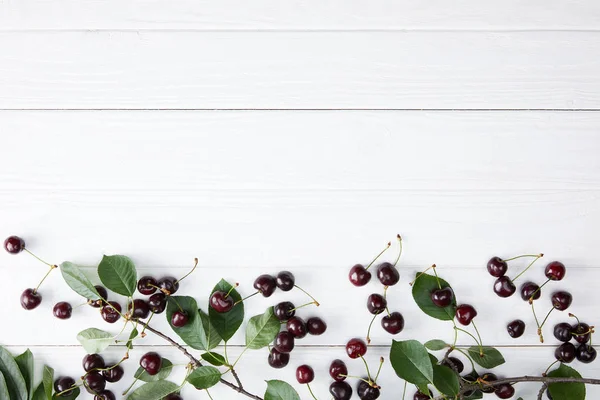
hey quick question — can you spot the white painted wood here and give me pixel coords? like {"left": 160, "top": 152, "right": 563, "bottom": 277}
{"left": 1, "top": 1, "right": 600, "bottom": 30}
{"left": 1, "top": 32, "right": 599, "bottom": 109}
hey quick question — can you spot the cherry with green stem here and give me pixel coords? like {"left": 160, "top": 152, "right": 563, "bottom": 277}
{"left": 376, "top": 234, "right": 402, "bottom": 286}
{"left": 493, "top": 253, "right": 543, "bottom": 298}
{"left": 349, "top": 241, "right": 391, "bottom": 287}
{"left": 409, "top": 264, "right": 435, "bottom": 286}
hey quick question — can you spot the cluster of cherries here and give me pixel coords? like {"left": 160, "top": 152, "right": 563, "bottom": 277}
{"left": 553, "top": 317, "right": 596, "bottom": 364}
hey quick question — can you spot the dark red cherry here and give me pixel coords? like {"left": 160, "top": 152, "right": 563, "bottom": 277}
{"left": 307, "top": 317, "right": 327, "bottom": 335}
{"left": 53, "top": 302, "right": 72, "bottom": 319}
{"left": 506, "top": 319, "right": 525, "bottom": 338}
{"left": 357, "top": 379, "right": 380, "bottom": 400}
{"left": 487, "top": 256, "right": 508, "bottom": 277}
{"left": 349, "top": 264, "right": 371, "bottom": 287}
{"left": 267, "top": 348, "right": 290, "bottom": 369}
{"left": 296, "top": 365, "right": 314, "bottom": 384}
{"left": 413, "top": 390, "right": 432, "bottom": 400}
{"left": 253, "top": 274, "right": 277, "bottom": 297}
{"left": 572, "top": 323, "right": 591, "bottom": 344}
{"left": 158, "top": 277, "right": 179, "bottom": 295}
{"left": 273, "top": 301, "right": 296, "bottom": 321}
{"left": 366, "top": 293, "right": 387, "bottom": 315}
{"left": 441, "top": 357, "right": 464, "bottom": 373}
{"left": 164, "top": 394, "right": 183, "bottom": 400}
{"left": 276, "top": 271, "right": 295, "bottom": 291}
{"left": 274, "top": 331, "right": 295, "bottom": 353}
{"left": 137, "top": 276, "right": 157, "bottom": 295}
{"left": 455, "top": 304, "right": 477, "bottom": 326}
{"left": 84, "top": 372, "right": 106, "bottom": 394}
{"left": 4, "top": 236, "right": 25, "bottom": 254}
{"left": 520, "top": 282, "right": 541, "bottom": 302}
{"left": 89, "top": 286, "right": 108, "bottom": 308}
{"left": 54, "top": 376, "right": 76, "bottom": 396}
{"left": 329, "top": 359, "right": 348, "bottom": 381}
{"left": 102, "top": 365, "right": 124, "bottom": 383}
{"left": 128, "top": 299, "right": 150, "bottom": 319}
{"left": 555, "top": 342, "right": 576, "bottom": 363}
{"left": 545, "top": 261, "right": 566, "bottom": 281}
{"left": 209, "top": 291, "right": 234, "bottom": 313}
{"left": 94, "top": 390, "right": 116, "bottom": 400}
{"left": 101, "top": 302, "right": 121, "bottom": 323}
{"left": 21, "top": 288, "right": 42, "bottom": 310}
{"left": 381, "top": 312, "right": 404, "bottom": 334}
{"left": 493, "top": 276, "right": 516, "bottom": 298}
{"left": 480, "top": 373, "right": 498, "bottom": 393}
{"left": 83, "top": 354, "right": 105, "bottom": 371}
{"left": 431, "top": 287, "right": 454, "bottom": 308}
{"left": 148, "top": 293, "right": 167, "bottom": 314}
{"left": 576, "top": 344, "right": 597, "bottom": 363}
{"left": 346, "top": 338, "right": 367, "bottom": 359}
{"left": 495, "top": 383, "right": 515, "bottom": 399}
{"left": 286, "top": 317, "right": 308, "bottom": 339}
{"left": 140, "top": 352, "right": 162, "bottom": 375}
{"left": 553, "top": 322, "right": 573, "bottom": 342}
{"left": 551, "top": 291, "right": 572, "bottom": 311}
{"left": 376, "top": 262, "right": 400, "bottom": 286}
{"left": 171, "top": 311, "right": 189, "bottom": 328}
{"left": 330, "top": 381, "right": 353, "bottom": 400}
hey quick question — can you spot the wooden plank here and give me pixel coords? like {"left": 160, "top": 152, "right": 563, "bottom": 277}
{"left": 1, "top": 1, "right": 599, "bottom": 30}
{"left": 0, "top": 32, "right": 599, "bottom": 109}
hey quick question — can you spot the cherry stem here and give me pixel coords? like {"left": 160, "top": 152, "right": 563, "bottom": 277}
{"left": 529, "top": 279, "right": 551, "bottom": 304}
{"left": 569, "top": 313, "right": 582, "bottom": 326}
{"left": 531, "top": 301, "right": 544, "bottom": 343}
{"left": 432, "top": 265, "right": 442, "bottom": 289}
{"left": 175, "top": 257, "right": 199, "bottom": 285}
{"left": 544, "top": 359, "right": 560, "bottom": 375}
{"left": 374, "top": 357, "right": 384, "bottom": 382}
{"left": 503, "top": 254, "right": 543, "bottom": 262}
{"left": 540, "top": 307, "right": 555, "bottom": 330}
{"left": 206, "top": 389, "right": 215, "bottom": 400}
{"left": 289, "top": 301, "right": 318, "bottom": 312}
{"left": 168, "top": 296, "right": 184, "bottom": 313}
{"left": 140, "top": 313, "right": 154, "bottom": 336}
{"left": 366, "top": 313, "right": 378, "bottom": 344}
{"left": 225, "top": 283, "right": 240, "bottom": 298}
{"left": 454, "top": 326, "right": 482, "bottom": 348}
{"left": 410, "top": 264, "right": 435, "bottom": 286}
{"left": 451, "top": 321, "right": 459, "bottom": 348}
{"left": 393, "top": 234, "right": 403, "bottom": 267}
{"left": 472, "top": 321, "right": 484, "bottom": 355}
{"left": 122, "top": 375, "right": 140, "bottom": 396}
{"left": 23, "top": 248, "right": 54, "bottom": 267}
{"left": 34, "top": 264, "right": 58, "bottom": 293}
{"left": 294, "top": 285, "right": 320, "bottom": 306}
{"left": 383, "top": 287, "right": 391, "bottom": 316}
{"left": 339, "top": 374, "right": 372, "bottom": 385}
{"left": 234, "top": 291, "right": 259, "bottom": 306}
{"left": 55, "top": 383, "right": 82, "bottom": 397}
{"left": 454, "top": 347, "right": 476, "bottom": 371}
{"left": 359, "top": 355, "right": 373, "bottom": 381}
{"left": 306, "top": 383, "right": 319, "bottom": 400}
{"left": 512, "top": 253, "right": 544, "bottom": 282}
{"left": 365, "top": 242, "right": 392, "bottom": 271}
{"left": 401, "top": 381, "right": 407, "bottom": 400}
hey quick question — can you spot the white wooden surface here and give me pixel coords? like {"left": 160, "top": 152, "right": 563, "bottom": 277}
{"left": 1, "top": 3, "right": 599, "bottom": 399}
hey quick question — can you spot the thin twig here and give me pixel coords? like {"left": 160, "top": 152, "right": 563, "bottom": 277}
{"left": 537, "top": 384, "right": 547, "bottom": 400}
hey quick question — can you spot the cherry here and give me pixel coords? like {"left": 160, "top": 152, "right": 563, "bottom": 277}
{"left": 554, "top": 342, "right": 576, "bottom": 363}
{"left": 148, "top": 293, "right": 167, "bottom": 314}
{"left": 487, "top": 256, "right": 508, "bottom": 277}
{"left": 209, "top": 291, "right": 234, "bottom": 313}
{"left": 94, "top": 390, "right": 116, "bottom": 400}
{"left": 553, "top": 323, "right": 573, "bottom": 342}
{"left": 158, "top": 277, "right": 179, "bottom": 295}
{"left": 495, "top": 383, "right": 515, "bottom": 399}
{"left": 267, "top": 348, "right": 290, "bottom": 369}
{"left": 274, "top": 331, "right": 295, "bottom": 353}
{"left": 253, "top": 274, "right": 277, "bottom": 297}
{"left": 520, "top": 282, "right": 541, "bottom": 301}
{"left": 551, "top": 291, "right": 572, "bottom": 311}
{"left": 140, "top": 352, "right": 162, "bottom": 375}
{"left": 128, "top": 299, "right": 150, "bottom": 319}
{"left": 441, "top": 357, "right": 464, "bottom": 373}
{"left": 366, "top": 294, "right": 387, "bottom": 315}
{"left": 20, "top": 288, "right": 42, "bottom": 310}
{"left": 296, "top": 365, "right": 314, "bottom": 384}
{"left": 53, "top": 302, "right": 72, "bottom": 319}
{"left": 4, "top": 236, "right": 25, "bottom": 254}
{"left": 164, "top": 394, "right": 183, "bottom": 400}
{"left": 493, "top": 276, "right": 516, "bottom": 298}
{"left": 349, "top": 264, "right": 371, "bottom": 287}
{"left": 506, "top": 319, "right": 525, "bottom": 338}
{"left": 576, "top": 344, "right": 597, "bottom": 363}
{"left": 102, "top": 365, "right": 124, "bottom": 383}
{"left": 84, "top": 372, "right": 106, "bottom": 394}
{"left": 89, "top": 286, "right": 108, "bottom": 308}
{"left": 572, "top": 322, "right": 591, "bottom": 344}
{"left": 377, "top": 262, "right": 400, "bottom": 286}
{"left": 54, "top": 376, "right": 76, "bottom": 396}
{"left": 455, "top": 304, "right": 477, "bottom": 326}
{"left": 381, "top": 312, "right": 404, "bottom": 334}
{"left": 329, "top": 359, "right": 348, "bottom": 381}
{"left": 276, "top": 271, "right": 295, "bottom": 291}
{"left": 307, "top": 317, "right": 327, "bottom": 335}
{"left": 137, "top": 276, "right": 158, "bottom": 295}
{"left": 357, "top": 379, "right": 380, "bottom": 400}
{"left": 273, "top": 301, "right": 296, "bottom": 321}
{"left": 171, "top": 311, "right": 189, "bottom": 328}
{"left": 83, "top": 354, "right": 105, "bottom": 371}
{"left": 330, "top": 381, "right": 353, "bottom": 400}
{"left": 414, "top": 390, "right": 433, "bottom": 400}
{"left": 480, "top": 373, "right": 498, "bottom": 393}
{"left": 287, "top": 317, "right": 308, "bottom": 339}
{"left": 430, "top": 287, "right": 454, "bottom": 308}
{"left": 545, "top": 261, "right": 566, "bottom": 281}
{"left": 101, "top": 302, "right": 121, "bottom": 323}
{"left": 346, "top": 338, "right": 367, "bottom": 359}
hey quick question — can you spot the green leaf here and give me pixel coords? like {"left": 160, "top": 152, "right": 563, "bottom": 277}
{"left": 424, "top": 340, "right": 447, "bottom": 351}
{"left": 389, "top": 340, "right": 434, "bottom": 387}
{"left": 32, "top": 384, "right": 46, "bottom": 400}
{"left": 0, "top": 372, "right": 11, "bottom": 400}
{"left": 77, "top": 328, "right": 113, "bottom": 353}
{"left": 264, "top": 380, "right": 301, "bottom": 400}
{"left": 208, "top": 279, "right": 244, "bottom": 342}
{"left": 246, "top": 307, "right": 281, "bottom": 350}
{"left": 42, "top": 366, "right": 53, "bottom": 400}
{"left": 412, "top": 273, "right": 456, "bottom": 320}
{"left": 468, "top": 346, "right": 505, "bottom": 369}
{"left": 97, "top": 254, "right": 137, "bottom": 296}
{"left": 127, "top": 381, "right": 179, "bottom": 400}
{"left": 432, "top": 364, "right": 460, "bottom": 396}
{"left": 201, "top": 352, "right": 227, "bottom": 367}
{"left": 199, "top": 309, "right": 222, "bottom": 350}
{"left": 186, "top": 366, "right": 222, "bottom": 390}
{"left": 0, "top": 346, "right": 27, "bottom": 400}
{"left": 59, "top": 262, "right": 101, "bottom": 300}
{"left": 133, "top": 359, "right": 173, "bottom": 382}
{"left": 547, "top": 363, "right": 586, "bottom": 400}
{"left": 127, "top": 327, "right": 139, "bottom": 350}
{"left": 166, "top": 296, "right": 212, "bottom": 350}
{"left": 15, "top": 349, "right": 34, "bottom": 400}
{"left": 52, "top": 387, "right": 80, "bottom": 400}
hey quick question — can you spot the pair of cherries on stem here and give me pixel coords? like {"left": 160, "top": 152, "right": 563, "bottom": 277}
{"left": 349, "top": 236, "right": 402, "bottom": 287}
{"left": 554, "top": 314, "right": 597, "bottom": 364}
{"left": 367, "top": 293, "right": 405, "bottom": 335}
